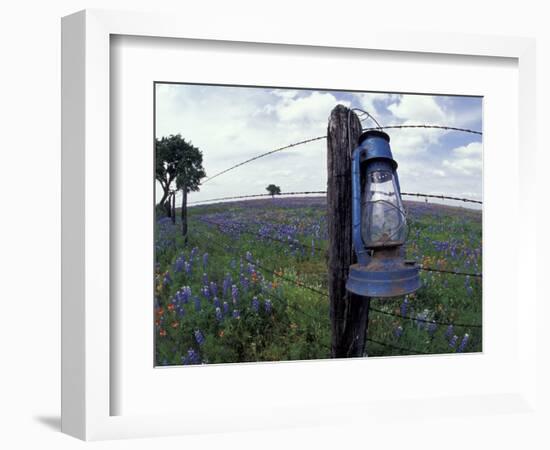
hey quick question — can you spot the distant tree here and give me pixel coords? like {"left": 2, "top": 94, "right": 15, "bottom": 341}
{"left": 266, "top": 184, "right": 281, "bottom": 199}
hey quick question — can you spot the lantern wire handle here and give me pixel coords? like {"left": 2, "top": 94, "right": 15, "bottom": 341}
{"left": 347, "top": 107, "right": 383, "bottom": 158}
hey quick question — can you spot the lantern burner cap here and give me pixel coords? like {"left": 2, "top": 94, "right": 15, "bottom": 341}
{"left": 358, "top": 130, "right": 390, "bottom": 145}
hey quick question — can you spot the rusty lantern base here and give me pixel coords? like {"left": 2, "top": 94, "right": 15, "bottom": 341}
{"left": 346, "top": 256, "right": 421, "bottom": 298}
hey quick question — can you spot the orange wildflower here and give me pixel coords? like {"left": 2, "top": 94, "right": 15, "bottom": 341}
{"left": 167, "top": 303, "right": 175, "bottom": 312}
{"left": 159, "top": 328, "right": 167, "bottom": 337}
{"left": 170, "top": 321, "right": 179, "bottom": 329}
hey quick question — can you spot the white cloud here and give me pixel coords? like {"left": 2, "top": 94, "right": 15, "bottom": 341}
{"left": 388, "top": 95, "right": 448, "bottom": 124}
{"left": 442, "top": 142, "right": 482, "bottom": 176}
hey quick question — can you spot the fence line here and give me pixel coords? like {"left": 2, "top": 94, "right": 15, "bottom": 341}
{"left": 188, "top": 190, "right": 482, "bottom": 206}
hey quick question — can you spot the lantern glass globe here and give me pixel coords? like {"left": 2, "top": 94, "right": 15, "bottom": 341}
{"left": 361, "top": 168, "right": 407, "bottom": 248}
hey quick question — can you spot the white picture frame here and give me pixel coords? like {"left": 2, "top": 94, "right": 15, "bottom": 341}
{"left": 61, "top": 9, "right": 538, "bottom": 441}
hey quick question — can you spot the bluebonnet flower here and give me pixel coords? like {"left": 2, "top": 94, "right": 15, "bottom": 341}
{"left": 163, "top": 272, "right": 172, "bottom": 286}
{"left": 231, "top": 284, "right": 239, "bottom": 304}
{"left": 457, "top": 334, "right": 470, "bottom": 353}
{"left": 194, "top": 329, "right": 205, "bottom": 346}
{"left": 184, "top": 262, "right": 191, "bottom": 275}
{"left": 251, "top": 296, "right": 259, "bottom": 312}
{"left": 202, "top": 252, "right": 208, "bottom": 270}
{"left": 264, "top": 299, "right": 272, "bottom": 314}
{"left": 394, "top": 325, "right": 403, "bottom": 339}
{"left": 427, "top": 321, "right": 437, "bottom": 337}
{"left": 201, "top": 285, "right": 210, "bottom": 300}
{"left": 449, "top": 335, "right": 458, "bottom": 349}
{"left": 181, "top": 348, "right": 201, "bottom": 365}
{"left": 232, "top": 309, "right": 241, "bottom": 319}
{"left": 215, "top": 307, "right": 222, "bottom": 322}
{"left": 176, "top": 306, "right": 185, "bottom": 318}
{"left": 242, "top": 277, "right": 249, "bottom": 292}
{"left": 223, "top": 274, "right": 232, "bottom": 298}
{"left": 230, "top": 259, "right": 237, "bottom": 269}
{"left": 194, "top": 296, "right": 201, "bottom": 312}
{"left": 213, "top": 296, "right": 220, "bottom": 308}
{"left": 223, "top": 301, "right": 229, "bottom": 315}
{"left": 210, "top": 281, "right": 218, "bottom": 297}
{"left": 445, "top": 325, "right": 454, "bottom": 340}
{"left": 174, "top": 255, "right": 185, "bottom": 273}
{"left": 181, "top": 286, "right": 191, "bottom": 303}
{"left": 202, "top": 272, "right": 208, "bottom": 285}
{"left": 400, "top": 297, "right": 409, "bottom": 317}
{"left": 245, "top": 251, "right": 253, "bottom": 262}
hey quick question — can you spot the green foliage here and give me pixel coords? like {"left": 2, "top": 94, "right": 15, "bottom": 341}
{"left": 155, "top": 134, "right": 206, "bottom": 200}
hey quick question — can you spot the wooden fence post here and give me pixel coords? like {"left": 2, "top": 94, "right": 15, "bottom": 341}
{"left": 327, "top": 105, "right": 371, "bottom": 358}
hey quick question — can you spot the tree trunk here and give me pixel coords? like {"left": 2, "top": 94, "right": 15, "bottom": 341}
{"left": 181, "top": 188, "right": 188, "bottom": 243}
{"left": 159, "top": 185, "right": 170, "bottom": 216}
{"left": 171, "top": 192, "right": 176, "bottom": 224}
{"left": 327, "top": 105, "right": 371, "bottom": 358}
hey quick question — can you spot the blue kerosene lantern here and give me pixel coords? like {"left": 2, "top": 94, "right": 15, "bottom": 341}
{"left": 346, "top": 130, "right": 421, "bottom": 298}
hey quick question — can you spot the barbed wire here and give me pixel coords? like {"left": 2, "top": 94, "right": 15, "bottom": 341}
{"left": 366, "top": 338, "right": 431, "bottom": 355}
{"left": 363, "top": 124, "right": 483, "bottom": 135}
{"left": 188, "top": 190, "right": 482, "bottom": 206}
{"left": 369, "top": 306, "right": 482, "bottom": 328}
{"left": 194, "top": 124, "right": 482, "bottom": 186}
{"left": 199, "top": 136, "right": 326, "bottom": 185}
{"left": 420, "top": 266, "right": 481, "bottom": 278}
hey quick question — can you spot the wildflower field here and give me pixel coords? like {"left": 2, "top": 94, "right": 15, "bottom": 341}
{"left": 154, "top": 197, "right": 482, "bottom": 366}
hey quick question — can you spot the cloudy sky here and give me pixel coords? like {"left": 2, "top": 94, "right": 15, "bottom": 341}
{"left": 155, "top": 83, "right": 482, "bottom": 208}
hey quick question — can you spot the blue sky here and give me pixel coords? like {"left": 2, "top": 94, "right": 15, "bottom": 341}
{"left": 155, "top": 84, "right": 482, "bottom": 208}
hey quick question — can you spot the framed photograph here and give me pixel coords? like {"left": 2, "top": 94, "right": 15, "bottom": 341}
{"left": 62, "top": 9, "right": 537, "bottom": 441}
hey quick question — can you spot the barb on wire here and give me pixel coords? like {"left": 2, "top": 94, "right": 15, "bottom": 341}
{"left": 369, "top": 306, "right": 482, "bottom": 328}
{"left": 366, "top": 338, "right": 430, "bottom": 355}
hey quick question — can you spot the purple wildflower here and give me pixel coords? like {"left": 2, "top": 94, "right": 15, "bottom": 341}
{"left": 445, "top": 325, "right": 454, "bottom": 340}
{"left": 251, "top": 296, "right": 259, "bottom": 312}
{"left": 194, "top": 296, "right": 201, "bottom": 312}
{"left": 427, "top": 321, "right": 437, "bottom": 337}
{"left": 400, "top": 297, "right": 409, "bottom": 317}
{"left": 202, "top": 272, "right": 208, "bottom": 285}
{"left": 231, "top": 284, "right": 239, "bottom": 304}
{"left": 215, "top": 307, "right": 222, "bottom": 322}
{"left": 457, "top": 334, "right": 470, "bottom": 353}
{"left": 449, "top": 335, "right": 458, "bottom": 349}
{"left": 210, "top": 281, "right": 218, "bottom": 297}
{"left": 223, "top": 301, "right": 229, "bottom": 315}
{"left": 232, "top": 309, "right": 240, "bottom": 319}
{"left": 213, "top": 296, "right": 220, "bottom": 308}
{"left": 181, "top": 348, "right": 201, "bottom": 365}
{"left": 194, "top": 329, "right": 205, "bottom": 346}
{"left": 201, "top": 285, "right": 210, "bottom": 300}
{"left": 264, "top": 299, "right": 272, "bottom": 314}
